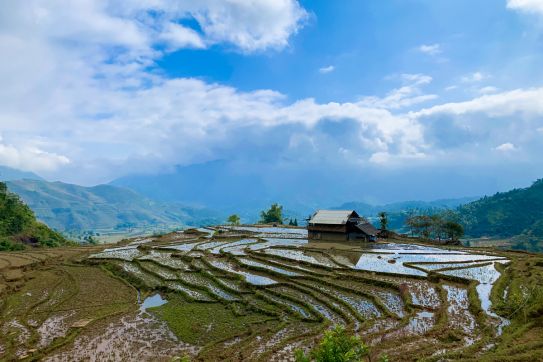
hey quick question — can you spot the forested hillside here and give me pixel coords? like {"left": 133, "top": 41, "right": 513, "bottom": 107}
{"left": 0, "top": 182, "right": 67, "bottom": 251}
{"left": 459, "top": 179, "right": 543, "bottom": 251}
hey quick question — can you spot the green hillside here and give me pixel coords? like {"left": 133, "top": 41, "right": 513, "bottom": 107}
{"left": 0, "top": 182, "right": 67, "bottom": 250}
{"left": 459, "top": 179, "right": 543, "bottom": 251}
{"left": 6, "top": 179, "right": 220, "bottom": 236}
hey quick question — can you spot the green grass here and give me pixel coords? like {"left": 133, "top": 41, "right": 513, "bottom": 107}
{"left": 150, "top": 295, "right": 272, "bottom": 346}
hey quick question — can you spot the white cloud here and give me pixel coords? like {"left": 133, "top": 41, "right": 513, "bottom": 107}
{"left": 192, "top": 0, "right": 308, "bottom": 52}
{"left": 0, "top": 137, "right": 70, "bottom": 172}
{"left": 1, "top": 0, "right": 542, "bottom": 184}
{"left": 461, "top": 72, "right": 487, "bottom": 83}
{"left": 494, "top": 142, "right": 517, "bottom": 152}
{"left": 411, "top": 87, "right": 543, "bottom": 118}
{"left": 507, "top": 0, "right": 543, "bottom": 15}
{"left": 159, "top": 23, "right": 205, "bottom": 50}
{"left": 400, "top": 73, "right": 432, "bottom": 85}
{"left": 478, "top": 86, "right": 499, "bottom": 94}
{"left": 359, "top": 74, "right": 436, "bottom": 110}
{"left": 418, "top": 43, "right": 442, "bottom": 56}
{"left": 319, "top": 65, "right": 335, "bottom": 74}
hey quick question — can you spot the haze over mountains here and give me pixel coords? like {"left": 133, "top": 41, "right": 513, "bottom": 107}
{"left": 3, "top": 163, "right": 543, "bottom": 252}
{"left": 0, "top": 166, "right": 220, "bottom": 236}
{"left": 110, "top": 159, "right": 489, "bottom": 217}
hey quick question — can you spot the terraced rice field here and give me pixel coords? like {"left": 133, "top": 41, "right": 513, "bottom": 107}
{"left": 84, "top": 226, "right": 518, "bottom": 361}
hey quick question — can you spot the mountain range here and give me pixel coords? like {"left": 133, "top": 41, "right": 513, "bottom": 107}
{"left": 4, "top": 178, "right": 221, "bottom": 237}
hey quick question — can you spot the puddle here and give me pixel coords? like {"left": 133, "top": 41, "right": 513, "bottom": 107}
{"left": 140, "top": 294, "right": 167, "bottom": 312}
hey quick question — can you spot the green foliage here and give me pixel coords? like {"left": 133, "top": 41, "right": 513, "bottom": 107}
{"left": 443, "top": 220, "right": 464, "bottom": 240}
{"left": 378, "top": 211, "right": 388, "bottom": 231}
{"left": 294, "top": 325, "right": 369, "bottom": 362}
{"left": 0, "top": 181, "right": 68, "bottom": 248}
{"left": 458, "top": 178, "right": 543, "bottom": 243}
{"left": 0, "top": 238, "right": 26, "bottom": 251}
{"left": 227, "top": 214, "right": 241, "bottom": 225}
{"left": 288, "top": 218, "right": 299, "bottom": 226}
{"left": 259, "top": 203, "right": 284, "bottom": 224}
{"left": 405, "top": 211, "right": 463, "bottom": 241}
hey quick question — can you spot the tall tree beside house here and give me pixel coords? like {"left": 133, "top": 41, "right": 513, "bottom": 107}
{"left": 259, "top": 203, "right": 284, "bottom": 224}
{"left": 378, "top": 212, "right": 388, "bottom": 230}
{"left": 227, "top": 214, "right": 241, "bottom": 225}
{"left": 378, "top": 211, "right": 389, "bottom": 238}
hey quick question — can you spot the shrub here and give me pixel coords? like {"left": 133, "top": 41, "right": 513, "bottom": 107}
{"left": 295, "top": 325, "right": 369, "bottom": 362}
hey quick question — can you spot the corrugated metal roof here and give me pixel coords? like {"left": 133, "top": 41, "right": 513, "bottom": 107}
{"left": 356, "top": 222, "right": 379, "bottom": 236}
{"left": 308, "top": 210, "right": 359, "bottom": 225}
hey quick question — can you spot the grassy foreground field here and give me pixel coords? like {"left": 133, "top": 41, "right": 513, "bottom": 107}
{"left": 1, "top": 227, "right": 542, "bottom": 361}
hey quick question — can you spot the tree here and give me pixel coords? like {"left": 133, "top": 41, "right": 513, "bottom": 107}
{"left": 295, "top": 325, "right": 369, "bottom": 362}
{"left": 288, "top": 218, "right": 299, "bottom": 226}
{"left": 378, "top": 212, "right": 388, "bottom": 231}
{"left": 259, "top": 203, "right": 284, "bottom": 224}
{"left": 443, "top": 221, "right": 464, "bottom": 241}
{"left": 227, "top": 214, "right": 241, "bottom": 225}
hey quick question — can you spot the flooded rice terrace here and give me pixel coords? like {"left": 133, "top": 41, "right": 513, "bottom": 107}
{"left": 89, "top": 225, "right": 511, "bottom": 360}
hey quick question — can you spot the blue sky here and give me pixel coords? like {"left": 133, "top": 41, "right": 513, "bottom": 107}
{"left": 0, "top": 0, "right": 543, "bottom": 203}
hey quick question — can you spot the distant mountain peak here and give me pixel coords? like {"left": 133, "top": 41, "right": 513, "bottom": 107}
{"left": 0, "top": 165, "right": 43, "bottom": 181}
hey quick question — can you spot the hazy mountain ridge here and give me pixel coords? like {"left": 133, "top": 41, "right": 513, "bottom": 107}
{"left": 6, "top": 179, "right": 221, "bottom": 235}
{"left": 0, "top": 165, "right": 43, "bottom": 182}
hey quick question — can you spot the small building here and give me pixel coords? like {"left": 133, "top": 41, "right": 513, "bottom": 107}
{"left": 307, "top": 210, "right": 378, "bottom": 242}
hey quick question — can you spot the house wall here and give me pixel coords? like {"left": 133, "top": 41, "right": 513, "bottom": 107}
{"left": 308, "top": 231, "right": 349, "bottom": 241}
{"left": 308, "top": 230, "right": 373, "bottom": 242}
{"left": 307, "top": 224, "right": 347, "bottom": 233}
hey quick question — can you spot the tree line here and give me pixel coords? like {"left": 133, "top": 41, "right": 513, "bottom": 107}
{"left": 226, "top": 203, "right": 298, "bottom": 226}
{"left": 403, "top": 210, "right": 464, "bottom": 241}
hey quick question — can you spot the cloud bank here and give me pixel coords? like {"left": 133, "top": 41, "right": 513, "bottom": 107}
{"left": 0, "top": 0, "right": 542, "bottom": 191}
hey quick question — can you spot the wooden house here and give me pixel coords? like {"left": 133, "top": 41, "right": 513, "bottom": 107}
{"left": 307, "top": 210, "right": 378, "bottom": 242}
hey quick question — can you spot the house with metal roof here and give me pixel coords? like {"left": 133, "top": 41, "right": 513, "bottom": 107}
{"left": 307, "top": 210, "right": 378, "bottom": 242}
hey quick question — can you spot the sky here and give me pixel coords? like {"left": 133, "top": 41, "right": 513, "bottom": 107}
{"left": 1, "top": 0, "right": 543, "bottom": 202}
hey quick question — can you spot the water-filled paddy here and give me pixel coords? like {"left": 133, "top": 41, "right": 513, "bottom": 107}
{"left": 88, "top": 226, "right": 512, "bottom": 360}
